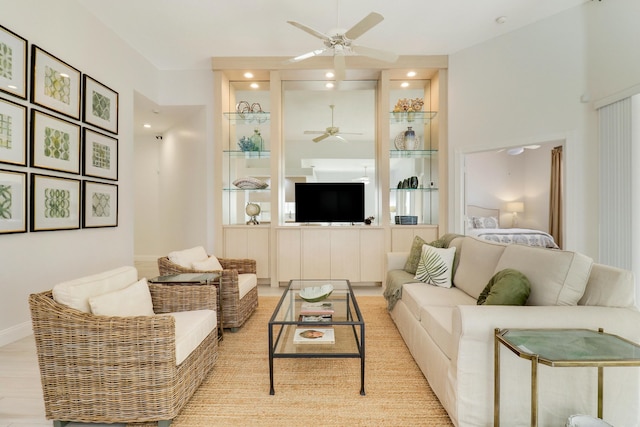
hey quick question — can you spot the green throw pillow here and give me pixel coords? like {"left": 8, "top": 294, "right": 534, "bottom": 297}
{"left": 477, "top": 268, "right": 531, "bottom": 305}
{"left": 403, "top": 236, "right": 446, "bottom": 275}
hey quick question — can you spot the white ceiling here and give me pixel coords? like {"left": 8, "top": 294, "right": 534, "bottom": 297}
{"left": 78, "top": 0, "right": 588, "bottom": 137}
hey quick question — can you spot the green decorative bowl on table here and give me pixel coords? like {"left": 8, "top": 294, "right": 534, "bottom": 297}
{"left": 299, "top": 284, "right": 334, "bottom": 302}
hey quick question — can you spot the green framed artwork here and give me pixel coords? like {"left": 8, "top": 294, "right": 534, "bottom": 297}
{"left": 0, "top": 169, "right": 27, "bottom": 234}
{"left": 30, "top": 173, "right": 80, "bottom": 231}
{"left": 31, "top": 109, "right": 81, "bottom": 174}
{"left": 83, "top": 75, "right": 118, "bottom": 134}
{"left": 0, "top": 25, "right": 28, "bottom": 100}
{"left": 83, "top": 128, "right": 118, "bottom": 181}
{"left": 83, "top": 180, "right": 118, "bottom": 228}
{"left": 0, "top": 97, "right": 27, "bottom": 166}
{"left": 31, "top": 45, "right": 81, "bottom": 120}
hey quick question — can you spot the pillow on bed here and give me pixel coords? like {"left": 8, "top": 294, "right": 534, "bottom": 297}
{"left": 472, "top": 216, "right": 499, "bottom": 229}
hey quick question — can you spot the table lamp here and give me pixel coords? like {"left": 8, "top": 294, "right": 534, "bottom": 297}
{"left": 506, "top": 202, "right": 524, "bottom": 227}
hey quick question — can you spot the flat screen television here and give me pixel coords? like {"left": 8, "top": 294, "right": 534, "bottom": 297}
{"left": 295, "top": 182, "right": 365, "bottom": 223}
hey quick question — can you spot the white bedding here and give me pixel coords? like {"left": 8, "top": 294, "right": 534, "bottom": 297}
{"left": 467, "top": 227, "right": 559, "bottom": 249}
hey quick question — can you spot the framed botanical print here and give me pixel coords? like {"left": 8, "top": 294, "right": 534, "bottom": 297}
{"left": 83, "top": 180, "right": 118, "bottom": 228}
{"left": 31, "top": 109, "right": 81, "bottom": 174}
{"left": 30, "top": 173, "right": 80, "bottom": 231}
{"left": 31, "top": 45, "right": 81, "bottom": 120}
{"left": 0, "top": 97, "right": 27, "bottom": 166}
{"left": 83, "top": 75, "right": 118, "bottom": 134}
{"left": 0, "top": 169, "right": 26, "bottom": 234}
{"left": 83, "top": 128, "right": 118, "bottom": 180}
{"left": 0, "top": 25, "right": 28, "bottom": 100}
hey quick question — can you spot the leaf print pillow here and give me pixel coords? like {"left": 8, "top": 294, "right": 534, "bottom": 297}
{"left": 414, "top": 245, "right": 456, "bottom": 288}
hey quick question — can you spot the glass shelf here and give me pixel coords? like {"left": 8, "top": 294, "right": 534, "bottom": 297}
{"left": 391, "top": 187, "right": 439, "bottom": 192}
{"left": 390, "top": 149, "right": 437, "bottom": 158}
{"left": 224, "top": 188, "right": 271, "bottom": 192}
{"left": 223, "top": 150, "right": 271, "bottom": 158}
{"left": 223, "top": 112, "right": 270, "bottom": 124}
{"left": 389, "top": 111, "right": 437, "bottom": 123}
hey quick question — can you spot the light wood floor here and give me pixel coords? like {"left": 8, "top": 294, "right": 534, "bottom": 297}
{"left": 0, "top": 261, "right": 381, "bottom": 426}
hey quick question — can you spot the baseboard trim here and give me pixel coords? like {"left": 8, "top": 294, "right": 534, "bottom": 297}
{"left": 0, "top": 321, "right": 32, "bottom": 346}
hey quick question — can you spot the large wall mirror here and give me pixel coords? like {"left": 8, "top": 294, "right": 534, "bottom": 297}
{"left": 282, "top": 80, "right": 377, "bottom": 223}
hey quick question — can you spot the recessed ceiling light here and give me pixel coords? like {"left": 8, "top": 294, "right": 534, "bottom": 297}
{"left": 325, "top": 82, "right": 334, "bottom": 88}
{"left": 496, "top": 16, "right": 507, "bottom": 24}
{"left": 60, "top": 73, "right": 69, "bottom": 78}
{"left": 407, "top": 71, "right": 416, "bottom": 77}
{"left": 401, "top": 82, "right": 409, "bottom": 88}
{"left": 244, "top": 72, "right": 254, "bottom": 78}
{"left": 143, "top": 123, "right": 151, "bottom": 128}
{"left": 250, "top": 83, "right": 259, "bottom": 89}
{"left": 7, "top": 84, "right": 17, "bottom": 89}
{"left": 326, "top": 71, "right": 335, "bottom": 78}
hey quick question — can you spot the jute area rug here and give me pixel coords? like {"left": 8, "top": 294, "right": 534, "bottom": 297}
{"left": 132, "top": 296, "right": 453, "bottom": 427}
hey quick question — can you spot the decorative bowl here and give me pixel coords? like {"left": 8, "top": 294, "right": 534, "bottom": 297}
{"left": 232, "top": 177, "right": 269, "bottom": 189}
{"left": 299, "top": 284, "right": 334, "bottom": 302}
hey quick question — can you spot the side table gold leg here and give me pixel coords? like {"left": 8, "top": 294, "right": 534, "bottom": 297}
{"left": 531, "top": 355, "right": 538, "bottom": 427}
{"left": 494, "top": 329, "right": 501, "bottom": 427}
{"left": 598, "top": 366, "right": 603, "bottom": 418}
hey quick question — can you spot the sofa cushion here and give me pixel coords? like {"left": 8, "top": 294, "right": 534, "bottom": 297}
{"left": 89, "top": 278, "right": 155, "bottom": 316}
{"left": 580, "top": 263, "right": 637, "bottom": 309}
{"left": 494, "top": 244, "right": 593, "bottom": 306}
{"left": 192, "top": 255, "right": 223, "bottom": 271}
{"left": 168, "top": 246, "right": 208, "bottom": 268}
{"left": 238, "top": 273, "right": 257, "bottom": 299}
{"left": 402, "top": 282, "right": 476, "bottom": 321}
{"left": 403, "top": 236, "right": 427, "bottom": 274}
{"left": 52, "top": 266, "right": 138, "bottom": 313}
{"left": 453, "top": 237, "right": 506, "bottom": 300}
{"left": 477, "top": 268, "right": 531, "bottom": 306}
{"left": 162, "top": 309, "right": 217, "bottom": 365}
{"left": 420, "top": 306, "right": 455, "bottom": 359}
{"left": 414, "top": 245, "right": 456, "bottom": 288}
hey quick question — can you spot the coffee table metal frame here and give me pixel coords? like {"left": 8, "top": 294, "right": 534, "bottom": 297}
{"left": 494, "top": 327, "right": 640, "bottom": 427}
{"left": 268, "top": 279, "right": 365, "bottom": 395}
{"left": 149, "top": 272, "right": 223, "bottom": 339}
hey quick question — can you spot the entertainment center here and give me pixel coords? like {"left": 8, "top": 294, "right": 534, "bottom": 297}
{"left": 213, "top": 57, "right": 448, "bottom": 287}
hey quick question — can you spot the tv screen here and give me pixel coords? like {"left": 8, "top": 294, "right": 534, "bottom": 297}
{"left": 295, "top": 182, "right": 365, "bottom": 223}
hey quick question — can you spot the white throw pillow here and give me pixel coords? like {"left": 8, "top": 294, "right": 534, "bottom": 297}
{"left": 89, "top": 278, "right": 155, "bottom": 316}
{"left": 192, "top": 255, "right": 223, "bottom": 271}
{"left": 414, "top": 245, "right": 456, "bottom": 288}
{"left": 168, "top": 246, "right": 208, "bottom": 268}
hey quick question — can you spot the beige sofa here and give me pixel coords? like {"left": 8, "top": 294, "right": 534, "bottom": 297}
{"left": 385, "top": 236, "right": 640, "bottom": 427}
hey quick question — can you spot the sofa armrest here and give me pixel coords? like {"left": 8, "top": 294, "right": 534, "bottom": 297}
{"left": 386, "top": 251, "right": 409, "bottom": 272}
{"left": 218, "top": 258, "right": 256, "bottom": 274}
{"left": 149, "top": 283, "right": 217, "bottom": 313}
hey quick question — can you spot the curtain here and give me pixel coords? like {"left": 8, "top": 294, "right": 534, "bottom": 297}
{"left": 549, "top": 146, "right": 563, "bottom": 248}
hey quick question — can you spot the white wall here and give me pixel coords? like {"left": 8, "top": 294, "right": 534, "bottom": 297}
{"left": 0, "top": 0, "right": 161, "bottom": 343}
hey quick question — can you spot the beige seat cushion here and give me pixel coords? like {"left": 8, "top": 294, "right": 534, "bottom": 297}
{"left": 420, "top": 305, "right": 455, "bottom": 359}
{"left": 494, "top": 244, "right": 593, "bottom": 306}
{"left": 402, "top": 282, "right": 476, "bottom": 321}
{"left": 52, "top": 266, "right": 138, "bottom": 313}
{"left": 162, "top": 309, "right": 217, "bottom": 365}
{"left": 238, "top": 273, "right": 257, "bottom": 299}
{"left": 453, "top": 237, "right": 506, "bottom": 299}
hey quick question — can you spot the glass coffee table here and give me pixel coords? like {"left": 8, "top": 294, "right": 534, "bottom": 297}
{"left": 494, "top": 328, "right": 640, "bottom": 427}
{"left": 268, "top": 279, "right": 365, "bottom": 395}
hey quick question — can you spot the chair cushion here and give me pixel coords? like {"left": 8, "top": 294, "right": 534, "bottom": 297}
{"left": 192, "top": 255, "right": 223, "bottom": 271}
{"left": 163, "top": 309, "right": 217, "bottom": 365}
{"left": 238, "top": 273, "right": 257, "bottom": 299}
{"left": 52, "top": 266, "right": 138, "bottom": 313}
{"left": 168, "top": 246, "right": 208, "bottom": 268}
{"left": 89, "top": 278, "right": 155, "bottom": 316}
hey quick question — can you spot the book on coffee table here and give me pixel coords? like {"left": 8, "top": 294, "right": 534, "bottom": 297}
{"left": 293, "top": 328, "right": 335, "bottom": 344}
{"left": 300, "top": 301, "right": 334, "bottom": 315}
{"left": 299, "top": 314, "right": 332, "bottom": 323}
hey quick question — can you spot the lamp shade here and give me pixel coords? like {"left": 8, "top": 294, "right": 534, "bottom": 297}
{"left": 506, "top": 202, "right": 524, "bottom": 213}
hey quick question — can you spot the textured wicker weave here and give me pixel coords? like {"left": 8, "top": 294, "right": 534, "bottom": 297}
{"left": 28, "top": 284, "right": 218, "bottom": 425}
{"left": 157, "top": 256, "right": 259, "bottom": 330}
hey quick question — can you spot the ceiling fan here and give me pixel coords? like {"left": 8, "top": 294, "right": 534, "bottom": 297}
{"left": 287, "top": 11, "right": 398, "bottom": 81}
{"left": 304, "top": 104, "right": 362, "bottom": 143}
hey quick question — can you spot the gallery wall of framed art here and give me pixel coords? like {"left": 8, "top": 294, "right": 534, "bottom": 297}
{"left": 0, "top": 23, "right": 120, "bottom": 234}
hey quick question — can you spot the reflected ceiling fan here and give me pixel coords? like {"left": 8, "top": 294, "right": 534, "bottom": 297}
{"left": 287, "top": 11, "right": 398, "bottom": 81}
{"left": 304, "top": 104, "right": 362, "bottom": 143}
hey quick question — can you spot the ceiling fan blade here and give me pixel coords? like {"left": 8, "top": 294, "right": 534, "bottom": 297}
{"left": 351, "top": 44, "right": 398, "bottom": 63}
{"left": 313, "top": 133, "right": 330, "bottom": 143}
{"left": 304, "top": 130, "right": 325, "bottom": 134}
{"left": 344, "top": 12, "right": 384, "bottom": 40}
{"left": 287, "top": 21, "right": 330, "bottom": 41}
{"left": 288, "top": 48, "right": 326, "bottom": 63}
{"left": 337, "top": 132, "right": 363, "bottom": 135}
{"left": 334, "top": 135, "right": 348, "bottom": 143}
{"left": 334, "top": 54, "right": 346, "bottom": 82}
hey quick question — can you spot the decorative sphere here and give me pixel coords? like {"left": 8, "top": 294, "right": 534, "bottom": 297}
{"left": 245, "top": 203, "right": 261, "bottom": 217}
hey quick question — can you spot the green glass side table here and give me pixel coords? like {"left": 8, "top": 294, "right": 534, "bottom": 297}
{"left": 494, "top": 328, "right": 640, "bottom": 427}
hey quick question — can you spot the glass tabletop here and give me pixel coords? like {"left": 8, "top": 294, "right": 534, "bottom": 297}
{"left": 148, "top": 273, "right": 220, "bottom": 283}
{"left": 498, "top": 329, "right": 640, "bottom": 365}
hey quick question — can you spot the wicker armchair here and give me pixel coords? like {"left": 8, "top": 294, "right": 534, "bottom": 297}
{"left": 29, "top": 283, "right": 218, "bottom": 427}
{"left": 158, "top": 256, "right": 258, "bottom": 331}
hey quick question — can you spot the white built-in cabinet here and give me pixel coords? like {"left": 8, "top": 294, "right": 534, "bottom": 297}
{"left": 223, "top": 226, "right": 270, "bottom": 279}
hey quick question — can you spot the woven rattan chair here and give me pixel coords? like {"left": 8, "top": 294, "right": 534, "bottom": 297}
{"left": 158, "top": 256, "right": 258, "bottom": 331}
{"left": 29, "top": 283, "right": 218, "bottom": 427}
